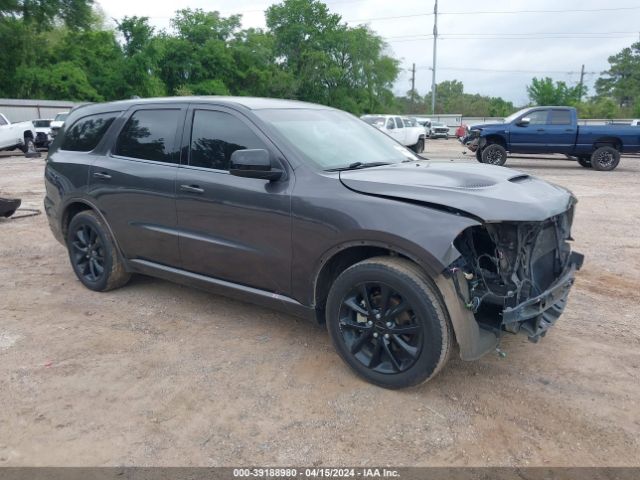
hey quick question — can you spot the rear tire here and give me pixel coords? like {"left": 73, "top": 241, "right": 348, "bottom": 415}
{"left": 577, "top": 156, "right": 592, "bottom": 168}
{"left": 67, "top": 211, "right": 130, "bottom": 292}
{"left": 590, "top": 146, "right": 620, "bottom": 171}
{"left": 480, "top": 143, "right": 508, "bottom": 166}
{"left": 325, "top": 257, "right": 452, "bottom": 389}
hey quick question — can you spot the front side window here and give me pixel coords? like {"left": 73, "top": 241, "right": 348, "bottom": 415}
{"left": 526, "top": 110, "right": 548, "bottom": 125}
{"left": 386, "top": 118, "right": 394, "bottom": 129}
{"left": 0, "top": 116, "right": 8, "bottom": 126}
{"left": 189, "top": 110, "right": 267, "bottom": 171}
{"left": 549, "top": 110, "right": 571, "bottom": 125}
{"left": 61, "top": 112, "right": 118, "bottom": 152}
{"left": 115, "top": 109, "right": 181, "bottom": 163}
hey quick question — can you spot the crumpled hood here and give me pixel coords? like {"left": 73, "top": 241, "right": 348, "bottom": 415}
{"left": 470, "top": 123, "right": 505, "bottom": 130}
{"left": 339, "top": 161, "right": 575, "bottom": 222}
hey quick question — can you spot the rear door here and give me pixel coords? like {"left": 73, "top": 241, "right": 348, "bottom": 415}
{"left": 543, "top": 109, "right": 577, "bottom": 154}
{"left": 175, "top": 105, "right": 293, "bottom": 294}
{"left": 393, "top": 116, "right": 407, "bottom": 144}
{"left": 88, "top": 104, "right": 186, "bottom": 266}
{"left": 508, "top": 109, "right": 549, "bottom": 153}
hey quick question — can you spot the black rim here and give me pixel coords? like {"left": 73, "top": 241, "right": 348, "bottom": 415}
{"left": 71, "top": 224, "right": 106, "bottom": 282}
{"left": 485, "top": 148, "right": 504, "bottom": 164}
{"left": 338, "top": 282, "right": 422, "bottom": 374}
{"left": 596, "top": 150, "right": 614, "bottom": 168}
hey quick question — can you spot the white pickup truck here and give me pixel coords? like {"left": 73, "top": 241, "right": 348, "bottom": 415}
{"left": 361, "top": 114, "right": 426, "bottom": 153}
{"left": 0, "top": 113, "right": 36, "bottom": 154}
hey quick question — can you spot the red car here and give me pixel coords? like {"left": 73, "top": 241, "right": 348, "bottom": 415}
{"left": 455, "top": 124, "right": 468, "bottom": 138}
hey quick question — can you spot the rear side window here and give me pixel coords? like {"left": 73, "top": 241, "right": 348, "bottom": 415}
{"left": 189, "top": 110, "right": 267, "bottom": 171}
{"left": 395, "top": 117, "right": 404, "bottom": 128}
{"left": 115, "top": 109, "right": 181, "bottom": 163}
{"left": 61, "top": 112, "right": 118, "bottom": 152}
{"left": 549, "top": 110, "right": 572, "bottom": 125}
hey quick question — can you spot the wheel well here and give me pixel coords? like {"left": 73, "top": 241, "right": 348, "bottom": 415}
{"left": 314, "top": 246, "right": 414, "bottom": 320}
{"left": 484, "top": 135, "right": 506, "bottom": 148}
{"left": 23, "top": 130, "right": 34, "bottom": 141}
{"left": 593, "top": 137, "right": 622, "bottom": 151}
{"left": 61, "top": 202, "right": 92, "bottom": 239}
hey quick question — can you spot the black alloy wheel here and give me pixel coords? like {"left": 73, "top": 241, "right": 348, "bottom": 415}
{"left": 66, "top": 210, "right": 130, "bottom": 291}
{"left": 326, "top": 257, "right": 451, "bottom": 389}
{"left": 338, "top": 282, "right": 422, "bottom": 374}
{"left": 70, "top": 223, "right": 106, "bottom": 283}
{"left": 481, "top": 144, "right": 508, "bottom": 166}
{"left": 590, "top": 146, "right": 620, "bottom": 171}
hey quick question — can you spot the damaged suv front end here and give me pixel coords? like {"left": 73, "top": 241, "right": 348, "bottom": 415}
{"left": 450, "top": 207, "right": 584, "bottom": 343}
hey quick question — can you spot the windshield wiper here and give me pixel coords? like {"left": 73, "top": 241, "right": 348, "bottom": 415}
{"left": 325, "top": 161, "right": 392, "bottom": 172}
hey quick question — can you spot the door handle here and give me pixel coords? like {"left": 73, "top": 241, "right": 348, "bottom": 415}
{"left": 180, "top": 184, "right": 204, "bottom": 194}
{"left": 536, "top": 129, "right": 545, "bottom": 132}
{"left": 564, "top": 129, "right": 574, "bottom": 132}
{"left": 93, "top": 172, "right": 111, "bottom": 180}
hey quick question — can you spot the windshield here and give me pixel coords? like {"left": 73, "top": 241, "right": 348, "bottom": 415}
{"left": 54, "top": 113, "right": 68, "bottom": 122}
{"left": 33, "top": 120, "right": 51, "bottom": 128}
{"left": 432, "top": 122, "right": 445, "bottom": 127}
{"left": 256, "top": 109, "right": 419, "bottom": 170}
{"left": 503, "top": 108, "right": 532, "bottom": 124}
{"left": 360, "top": 115, "right": 385, "bottom": 127}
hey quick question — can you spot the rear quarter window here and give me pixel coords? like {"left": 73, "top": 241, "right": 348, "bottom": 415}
{"left": 61, "top": 112, "right": 119, "bottom": 152}
{"left": 114, "top": 109, "right": 181, "bottom": 163}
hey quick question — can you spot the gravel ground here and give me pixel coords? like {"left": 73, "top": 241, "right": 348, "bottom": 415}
{"left": 0, "top": 141, "right": 639, "bottom": 467}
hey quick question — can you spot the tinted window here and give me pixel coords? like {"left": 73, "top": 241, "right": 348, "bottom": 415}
{"left": 527, "top": 110, "right": 548, "bottom": 125}
{"left": 395, "top": 117, "right": 404, "bottom": 128}
{"left": 0, "top": 116, "right": 7, "bottom": 126}
{"left": 115, "top": 109, "right": 181, "bottom": 163}
{"left": 386, "top": 118, "right": 394, "bottom": 129}
{"left": 33, "top": 120, "right": 51, "bottom": 128}
{"left": 61, "top": 112, "right": 118, "bottom": 152}
{"left": 549, "top": 110, "right": 571, "bottom": 125}
{"left": 189, "top": 110, "right": 267, "bottom": 170}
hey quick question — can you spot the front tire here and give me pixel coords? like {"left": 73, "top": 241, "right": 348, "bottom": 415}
{"left": 67, "top": 211, "right": 130, "bottom": 292}
{"left": 480, "top": 144, "right": 508, "bottom": 166}
{"left": 590, "top": 146, "right": 620, "bottom": 171}
{"left": 475, "top": 148, "right": 483, "bottom": 162}
{"left": 325, "top": 257, "right": 452, "bottom": 389}
{"left": 411, "top": 138, "right": 425, "bottom": 154}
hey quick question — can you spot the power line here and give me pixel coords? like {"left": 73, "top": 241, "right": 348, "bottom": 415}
{"left": 409, "top": 66, "right": 600, "bottom": 75}
{"left": 345, "top": 5, "right": 640, "bottom": 23}
{"left": 385, "top": 34, "right": 638, "bottom": 43}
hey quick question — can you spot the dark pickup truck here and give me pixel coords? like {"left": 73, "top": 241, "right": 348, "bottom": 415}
{"left": 462, "top": 106, "right": 640, "bottom": 171}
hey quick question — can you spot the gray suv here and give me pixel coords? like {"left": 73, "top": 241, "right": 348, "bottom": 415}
{"left": 44, "top": 97, "right": 583, "bottom": 389}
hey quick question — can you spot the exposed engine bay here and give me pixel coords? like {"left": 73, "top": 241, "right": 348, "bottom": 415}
{"left": 450, "top": 205, "right": 584, "bottom": 341}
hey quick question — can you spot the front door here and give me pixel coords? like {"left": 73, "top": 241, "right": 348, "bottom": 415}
{"left": 88, "top": 105, "right": 186, "bottom": 267}
{"left": 175, "top": 106, "right": 293, "bottom": 295}
{"left": 509, "top": 109, "right": 549, "bottom": 154}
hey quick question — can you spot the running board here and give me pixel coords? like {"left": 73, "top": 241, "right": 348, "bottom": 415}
{"left": 128, "top": 259, "right": 317, "bottom": 322}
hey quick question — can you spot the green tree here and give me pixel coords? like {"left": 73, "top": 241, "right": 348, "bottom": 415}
{"left": 595, "top": 41, "right": 640, "bottom": 111}
{"left": 527, "top": 77, "right": 581, "bottom": 106}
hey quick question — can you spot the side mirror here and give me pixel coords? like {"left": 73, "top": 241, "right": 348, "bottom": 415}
{"left": 518, "top": 117, "right": 531, "bottom": 126}
{"left": 387, "top": 123, "right": 395, "bottom": 130}
{"left": 230, "top": 149, "right": 282, "bottom": 181}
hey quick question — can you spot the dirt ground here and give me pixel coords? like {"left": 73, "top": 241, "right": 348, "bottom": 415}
{"left": 1, "top": 140, "right": 639, "bottom": 467}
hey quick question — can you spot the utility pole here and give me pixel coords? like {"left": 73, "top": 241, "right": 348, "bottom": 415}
{"left": 430, "top": 0, "right": 438, "bottom": 115}
{"left": 411, "top": 63, "right": 416, "bottom": 109}
{"left": 578, "top": 64, "right": 585, "bottom": 102}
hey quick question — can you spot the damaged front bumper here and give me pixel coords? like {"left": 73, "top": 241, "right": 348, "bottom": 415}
{"left": 502, "top": 251, "right": 584, "bottom": 342}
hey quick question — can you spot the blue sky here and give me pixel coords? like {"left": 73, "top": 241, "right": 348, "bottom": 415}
{"left": 98, "top": 0, "right": 640, "bottom": 106}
